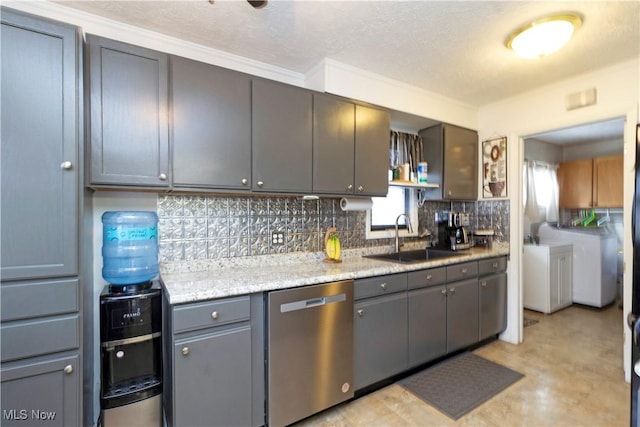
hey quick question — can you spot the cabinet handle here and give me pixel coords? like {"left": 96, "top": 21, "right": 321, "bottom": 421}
{"left": 159, "top": 173, "right": 167, "bottom": 181}
{"left": 60, "top": 161, "right": 73, "bottom": 170}
{"left": 380, "top": 283, "right": 387, "bottom": 290}
{"left": 492, "top": 262, "right": 499, "bottom": 269}
{"left": 441, "top": 288, "right": 447, "bottom": 295}
{"left": 449, "top": 288, "right": 455, "bottom": 294}
{"left": 357, "top": 309, "right": 364, "bottom": 317}
{"left": 241, "top": 178, "right": 248, "bottom": 186}
{"left": 63, "top": 365, "right": 73, "bottom": 375}
{"left": 257, "top": 181, "right": 264, "bottom": 188}
{"left": 481, "top": 281, "right": 487, "bottom": 287}
{"left": 347, "top": 184, "right": 353, "bottom": 191}
{"left": 182, "top": 347, "right": 190, "bottom": 356}
{"left": 426, "top": 274, "right": 433, "bottom": 281}
{"left": 116, "top": 350, "right": 125, "bottom": 359}
{"left": 461, "top": 268, "right": 468, "bottom": 274}
{"left": 447, "top": 190, "right": 452, "bottom": 197}
{"left": 211, "top": 311, "right": 219, "bottom": 320}
{"left": 357, "top": 185, "right": 364, "bottom": 192}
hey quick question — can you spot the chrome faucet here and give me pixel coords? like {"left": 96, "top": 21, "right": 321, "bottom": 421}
{"left": 395, "top": 213, "right": 413, "bottom": 253}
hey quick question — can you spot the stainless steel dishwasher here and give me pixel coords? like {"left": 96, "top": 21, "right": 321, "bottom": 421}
{"left": 266, "top": 280, "right": 354, "bottom": 427}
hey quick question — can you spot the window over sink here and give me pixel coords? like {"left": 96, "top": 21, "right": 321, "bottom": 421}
{"left": 366, "top": 186, "right": 418, "bottom": 239}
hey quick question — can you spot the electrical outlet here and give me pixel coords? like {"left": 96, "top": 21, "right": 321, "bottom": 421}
{"left": 271, "top": 232, "right": 284, "bottom": 246}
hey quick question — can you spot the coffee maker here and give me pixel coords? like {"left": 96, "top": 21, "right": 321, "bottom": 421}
{"left": 436, "top": 211, "right": 471, "bottom": 251}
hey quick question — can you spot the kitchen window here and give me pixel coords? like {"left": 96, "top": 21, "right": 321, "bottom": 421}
{"left": 366, "top": 186, "right": 418, "bottom": 239}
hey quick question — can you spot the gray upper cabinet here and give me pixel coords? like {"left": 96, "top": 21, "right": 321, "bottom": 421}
{"left": 420, "top": 123, "right": 478, "bottom": 200}
{"left": 312, "top": 94, "right": 355, "bottom": 195}
{"left": 1, "top": 9, "right": 79, "bottom": 280}
{"left": 171, "top": 56, "right": 251, "bottom": 190}
{"left": 87, "top": 35, "right": 169, "bottom": 187}
{"left": 355, "top": 105, "right": 390, "bottom": 196}
{"left": 252, "top": 79, "right": 312, "bottom": 193}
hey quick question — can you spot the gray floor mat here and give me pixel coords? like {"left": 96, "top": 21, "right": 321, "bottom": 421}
{"left": 399, "top": 352, "right": 524, "bottom": 420}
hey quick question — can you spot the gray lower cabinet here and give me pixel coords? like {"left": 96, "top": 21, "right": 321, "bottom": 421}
{"left": 87, "top": 35, "right": 170, "bottom": 187}
{"left": 353, "top": 274, "right": 408, "bottom": 390}
{"left": 1, "top": 354, "right": 80, "bottom": 427}
{"left": 408, "top": 285, "right": 447, "bottom": 367}
{"left": 479, "top": 257, "right": 508, "bottom": 341}
{"left": 419, "top": 123, "right": 478, "bottom": 200}
{"left": 355, "top": 105, "right": 390, "bottom": 196}
{"left": 0, "top": 9, "right": 82, "bottom": 426}
{"left": 446, "top": 277, "right": 479, "bottom": 353}
{"left": 164, "top": 294, "right": 264, "bottom": 427}
{"left": 171, "top": 56, "right": 252, "bottom": 190}
{"left": 252, "top": 79, "right": 312, "bottom": 193}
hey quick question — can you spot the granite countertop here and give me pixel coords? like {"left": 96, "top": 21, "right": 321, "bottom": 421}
{"left": 160, "top": 242, "right": 510, "bottom": 305}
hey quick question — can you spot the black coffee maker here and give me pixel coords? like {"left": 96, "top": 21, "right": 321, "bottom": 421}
{"left": 437, "top": 211, "right": 471, "bottom": 251}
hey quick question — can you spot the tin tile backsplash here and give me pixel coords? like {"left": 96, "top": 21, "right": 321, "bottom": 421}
{"left": 158, "top": 194, "right": 509, "bottom": 262}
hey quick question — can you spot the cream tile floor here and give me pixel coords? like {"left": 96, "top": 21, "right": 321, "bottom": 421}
{"left": 297, "top": 303, "right": 629, "bottom": 426}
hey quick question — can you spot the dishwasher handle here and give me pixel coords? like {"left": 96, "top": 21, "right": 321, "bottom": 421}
{"left": 280, "top": 293, "right": 346, "bottom": 313}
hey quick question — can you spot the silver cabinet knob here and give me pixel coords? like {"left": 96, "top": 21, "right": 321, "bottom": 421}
{"left": 441, "top": 288, "right": 447, "bottom": 295}
{"left": 447, "top": 190, "right": 452, "bottom": 197}
{"left": 461, "top": 268, "right": 468, "bottom": 274}
{"left": 159, "top": 173, "right": 167, "bottom": 181}
{"left": 449, "top": 288, "right": 455, "bottom": 294}
{"left": 481, "top": 281, "right": 487, "bottom": 287}
{"left": 257, "top": 181, "right": 264, "bottom": 188}
{"left": 182, "top": 347, "right": 190, "bottom": 356}
{"left": 426, "top": 274, "right": 433, "bottom": 281}
{"left": 63, "top": 365, "right": 73, "bottom": 375}
{"left": 241, "top": 178, "right": 248, "bottom": 186}
{"left": 116, "top": 350, "right": 125, "bottom": 359}
{"left": 60, "top": 161, "right": 73, "bottom": 170}
{"left": 357, "top": 185, "right": 364, "bottom": 192}
{"left": 357, "top": 309, "right": 364, "bottom": 317}
{"left": 635, "top": 360, "right": 640, "bottom": 377}
{"left": 492, "top": 262, "right": 499, "bottom": 269}
{"left": 211, "top": 311, "right": 219, "bottom": 320}
{"left": 380, "top": 283, "right": 387, "bottom": 290}
{"left": 347, "top": 184, "right": 353, "bottom": 191}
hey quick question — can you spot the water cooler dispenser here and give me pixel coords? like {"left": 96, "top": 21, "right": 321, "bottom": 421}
{"left": 99, "top": 212, "right": 163, "bottom": 427}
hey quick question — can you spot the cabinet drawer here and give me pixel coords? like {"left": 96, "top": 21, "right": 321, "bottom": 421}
{"left": 446, "top": 261, "right": 478, "bottom": 282}
{"left": 408, "top": 267, "right": 446, "bottom": 290}
{"left": 1, "top": 279, "right": 79, "bottom": 322}
{"left": 478, "top": 257, "right": 507, "bottom": 276}
{"left": 354, "top": 274, "right": 407, "bottom": 300}
{"left": 173, "top": 296, "right": 250, "bottom": 333}
{"left": 1, "top": 314, "right": 80, "bottom": 362}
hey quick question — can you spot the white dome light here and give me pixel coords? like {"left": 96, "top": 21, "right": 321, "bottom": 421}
{"left": 506, "top": 14, "right": 582, "bottom": 59}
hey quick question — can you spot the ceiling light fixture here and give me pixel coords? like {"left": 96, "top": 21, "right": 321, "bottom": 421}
{"left": 505, "top": 13, "right": 582, "bottom": 59}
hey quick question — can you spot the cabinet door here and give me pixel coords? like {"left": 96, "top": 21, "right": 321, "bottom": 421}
{"left": 1, "top": 10, "right": 78, "bottom": 280}
{"left": 354, "top": 293, "right": 407, "bottom": 390}
{"left": 559, "top": 252, "right": 573, "bottom": 308}
{"left": 558, "top": 159, "right": 593, "bottom": 208}
{"left": 479, "top": 273, "right": 507, "bottom": 341}
{"left": 252, "top": 79, "right": 312, "bottom": 193}
{"left": 442, "top": 124, "right": 478, "bottom": 200}
{"left": 446, "top": 278, "right": 479, "bottom": 353}
{"left": 408, "top": 286, "right": 447, "bottom": 368}
{"left": 171, "top": 56, "right": 251, "bottom": 190}
{"left": 593, "top": 155, "right": 623, "bottom": 208}
{"left": 87, "top": 35, "right": 169, "bottom": 187}
{"left": 1, "top": 354, "right": 80, "bottom": 427}
{"left": 312, "top": 94, "right": 355, "bottom": 194}
{"left": 354, "top": 105, "right": 390, "bottom": 196}
{"left": 173, "top": 326, "right": 252, "bottom": 427}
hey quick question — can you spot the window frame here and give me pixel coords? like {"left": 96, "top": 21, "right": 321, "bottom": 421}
{"left": 365, "top": 187, "right": 418, "bottom": 240}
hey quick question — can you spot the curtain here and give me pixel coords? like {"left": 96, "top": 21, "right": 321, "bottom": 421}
{"left": 390, "top": 131, "right": 423, "bottom": 173}
{"left": 523, "top": 160, "right": 559, "bottom": 223}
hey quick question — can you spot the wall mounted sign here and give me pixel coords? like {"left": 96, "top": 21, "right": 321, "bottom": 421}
{"left": 482, "top": 136, "right": 507, "bottom": 198}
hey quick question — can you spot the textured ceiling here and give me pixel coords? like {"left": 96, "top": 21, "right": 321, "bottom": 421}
{"left": 56, "top": 0, "right": 640, "bottom": 108}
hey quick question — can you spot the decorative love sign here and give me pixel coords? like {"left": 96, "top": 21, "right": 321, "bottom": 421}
{"left": 482, "top": 136, "right": 507, "bottom": 198}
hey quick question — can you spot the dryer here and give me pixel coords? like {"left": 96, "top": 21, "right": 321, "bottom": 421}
{"left": 538, "top": 223, "right": 617, "bottom": 307}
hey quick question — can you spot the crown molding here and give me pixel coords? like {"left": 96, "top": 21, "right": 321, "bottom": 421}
{"left": 3, "top": 0, "right": 306, "bottom": 87}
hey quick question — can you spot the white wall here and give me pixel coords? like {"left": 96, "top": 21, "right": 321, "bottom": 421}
{"left": 478, "top": 58, "right": 640, "bottom": 381}
{"left": 524, "top": 139, "right": 563, "bottom": 163}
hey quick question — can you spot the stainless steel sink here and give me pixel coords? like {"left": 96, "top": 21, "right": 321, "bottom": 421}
{"left": 364, "top": 248, "right": 463, "bottom": 263}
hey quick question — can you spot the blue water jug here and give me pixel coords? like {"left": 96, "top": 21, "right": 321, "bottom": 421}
{"left": 102, "top": 211, "right": 159, "bottom": 285}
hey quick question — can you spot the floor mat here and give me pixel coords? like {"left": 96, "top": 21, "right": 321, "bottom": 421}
{"left": 524, "top": 317, "right": 540, "bottom": 327}
{"left": 399, "top": 352, "right": 524, "bottom": 420}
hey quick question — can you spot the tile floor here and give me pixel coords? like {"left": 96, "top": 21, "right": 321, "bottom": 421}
{"left": 297, "top": 303, "right": 629, "bottom": 426}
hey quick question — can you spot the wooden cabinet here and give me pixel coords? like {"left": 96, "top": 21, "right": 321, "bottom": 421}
{"left": 558, "top": 155, "right": 623, "bottom": 208}
{"left": 87, "top": 35, "right": 170, "bottom": 187}
{"left": 1, "top": 9, "right": 82, "bottom": 426}
{"left": 420, "top": 123, "right": 478, "bottom": 200}
{"left": 523, "top": 244, "right": 573, "bottom": 313}
{"left": 313, "top": 95, "right": 390, "bottom": 196}
{"left": 353, "top": 274, "right": 407, "bottom": 390}
{"left": 593, "top": 155, "right": 623, "bottom": 207}
{"left": 252, "top": 79, "right": 313, "bottom": 193}
{"left": 164, "top": 295, "right": 264, "bottom": 427}
{"left": 171, "top": 56, "right": 251, "bottom": 191}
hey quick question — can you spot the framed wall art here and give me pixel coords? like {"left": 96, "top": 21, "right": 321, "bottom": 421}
{"left": 482, "top": 136, "right": 507, "bottom": 198}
